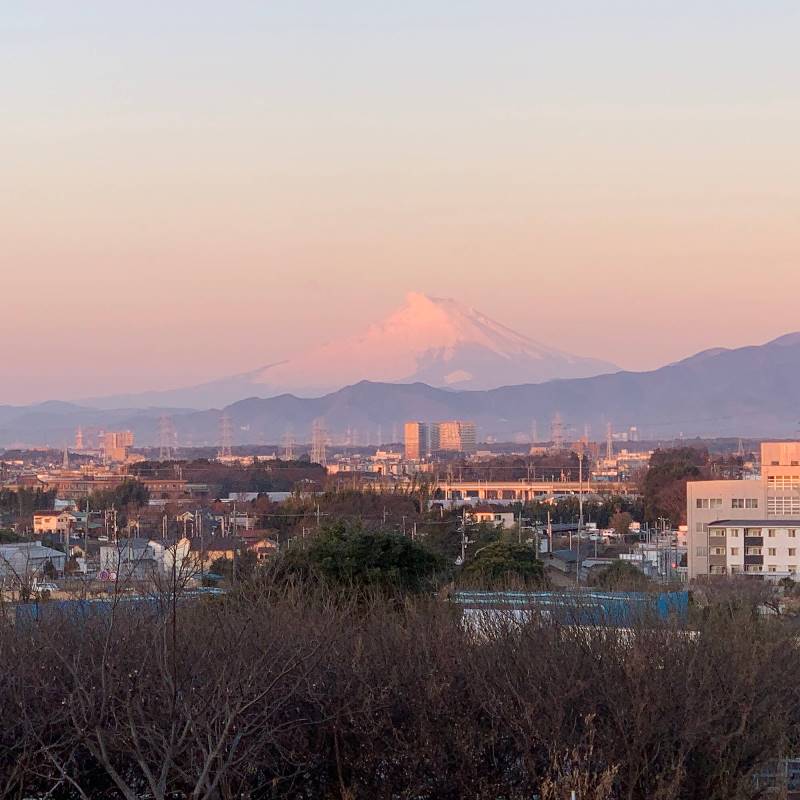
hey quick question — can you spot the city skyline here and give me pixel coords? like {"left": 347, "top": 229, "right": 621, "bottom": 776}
{"left": 3, "top": 2, "right": 799, "bottom": 403}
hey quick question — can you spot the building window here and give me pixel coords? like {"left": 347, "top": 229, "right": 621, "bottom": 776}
{"left": 745, "top": 564, "right": 763, "bottom": 573}
{"left": 768, "top": 529, "right": 777, "bottom": 538}
{"left": 768, "top": 548, "right": 777, "bottom": 556}
{"left": 695, "top": 546, "right": 708, "bottom": 557}
{"left": 710, "top": 498, "right": 723, "bottom": 509}
{"left": 746, "top": 498, "right": 759, "bottom": 509}
{"left": 745, "top": 547, "right": 762, "bottom": 556}
{"left": 696, "top": 498, "right": 708, "bottom": 509}
{"left": 790, "top": 549, "right": 797, "bottom": 557}
{"left": 732, "top": 498, "right": 744, "bottom": 509}
{"left": 711, "top": 547, "right": 726, "bottom": 556}
{"left": 730, "top": 548, "right": 739, "bottom": 556}
{"left": 709, "top": 565, "right": 725, "bottom": 575}
{"left": 730, "top": 529, "right": 740, "bottom": 537}
{"left": 790, "top": 566, "right": 797, "bottom": 574}
{"left": 695, "top": 522, "right": 708, "bottom": 533}
{"left": 769, "top": 566, "right": 777, "bottom": 573}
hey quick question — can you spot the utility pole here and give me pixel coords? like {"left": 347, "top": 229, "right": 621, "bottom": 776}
{"left": 578, "top": 452, "right": 584, "bottom": 532}
{"left": 461, "top": 506, "right": 467, "bottom": 564}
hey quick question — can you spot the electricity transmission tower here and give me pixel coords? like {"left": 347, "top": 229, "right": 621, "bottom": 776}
{"left": 282, "top": 426, "right": 295, "bottom": 461}
{"left": 551, "top": 413, "right": 564, "bottom": 450}
{"left": 158, "top": 415, "right": 176, "bottom": 461}
{"left": 218, "top": 412, "right": 233, "bottom": 458}
{"left": 310, "top": 418, "right": 327, "bottom": 467}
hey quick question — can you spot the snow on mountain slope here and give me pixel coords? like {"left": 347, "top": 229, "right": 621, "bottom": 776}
{"left": 81, "top": 293, "right": 619, "bottom": 408}
{"left": 247, "top": 293, "right": 618, "bottom": 392}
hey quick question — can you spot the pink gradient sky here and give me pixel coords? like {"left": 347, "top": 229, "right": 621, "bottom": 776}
{"left": 1, "top": 2, "right": 799, "bottom": 404}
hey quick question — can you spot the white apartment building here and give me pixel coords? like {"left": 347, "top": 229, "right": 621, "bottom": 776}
{"left": 704, "top": 520, "right": 800, "bottom": 577}
{"left": 688, "top": 443, "right": 800, "bottom": 580}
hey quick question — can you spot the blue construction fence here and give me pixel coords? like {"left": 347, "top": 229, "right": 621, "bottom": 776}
{"left": 452, "top": 589, "right": 689, "bottom": 626}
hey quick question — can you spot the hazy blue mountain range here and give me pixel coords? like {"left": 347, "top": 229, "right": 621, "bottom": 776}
{"left": 2, "top": 333, "right": 800, "bottom": 448}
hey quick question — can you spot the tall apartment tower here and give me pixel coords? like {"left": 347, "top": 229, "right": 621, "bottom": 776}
{"left": 437, "top": 421, "right": 477, "bottom": 454}
{"left": 404, "top": 422, "right": 429, "bottom": 460}
{"left": 687, "top": 442, "right": 800, "bottom": 579}
{"left": 103, "top": 431, "right": 134, "bottom": 462}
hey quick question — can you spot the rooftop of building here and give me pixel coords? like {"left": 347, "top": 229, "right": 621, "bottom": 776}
{"left": 708, "top": 519, "right": 800, "bottom": 527}
{"left": 471, "top": 504, "right": 515, "bottom": 514}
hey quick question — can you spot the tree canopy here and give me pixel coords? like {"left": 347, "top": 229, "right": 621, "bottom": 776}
{"left": 641, "top": 447, "right": 708, "bottom": 524}
{"left": 82, "top": 479, "right": 150, "bottom": 512}
{"left": 282, "top": 522, "right": 445, "bottom": 593}
{"left": 588, "top": 560, "right": 651, "bottom": 591}
{"left": 459, "top": 541, "right": 547, "bottom": 589}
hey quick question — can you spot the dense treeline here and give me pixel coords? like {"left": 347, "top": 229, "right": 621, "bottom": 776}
{"left": 641, "top": 447, "right": 709, "bottom": 524}
{"left": 129, "top": 459, "right": 327, "bottom": 495}
{"left": 0, "top": 488, "right": 57, "bottom": 515}
{"left": 0, "top": 573, "right": 798, "bottom": 799}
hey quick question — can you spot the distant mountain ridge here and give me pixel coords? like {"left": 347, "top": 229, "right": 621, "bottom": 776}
{"left": 2, "top": 331, "right": 800, "bottom": 447}
{"left": 82, "top": 293, "right": 618, "bottom": 409}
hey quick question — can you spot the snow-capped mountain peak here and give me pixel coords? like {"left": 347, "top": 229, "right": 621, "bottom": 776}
{"left": 79, "top": 292, "right": 620, "bottom": 408}
{"left": 247, "top": 292, "right": 617, "bottom": 393}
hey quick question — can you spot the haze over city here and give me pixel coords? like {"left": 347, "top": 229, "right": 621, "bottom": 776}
{"left": 6, "top": 5, "right": 800, "bottom": 798}
{"left": 3, "top": 2, "right": 799, "bottom": 403}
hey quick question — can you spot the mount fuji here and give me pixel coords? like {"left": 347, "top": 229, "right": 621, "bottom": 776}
{"left": 85, "top": 293, "right": 619, "bottom": 409}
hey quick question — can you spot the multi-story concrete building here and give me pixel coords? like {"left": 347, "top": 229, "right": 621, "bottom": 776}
{"left": 104, "top": 431, "right": 134, "bottom": 462}
{"left": 704, "top": 520, "right": 800, "bottom": 577}
{"left": 688, "top": 443, "right": 800, "bottom": 579}
{"left": 404, "top": 422, "right": 429, "bottom": 460}
{"left": 437, "top": 421, "right": 477, "bottom": 454}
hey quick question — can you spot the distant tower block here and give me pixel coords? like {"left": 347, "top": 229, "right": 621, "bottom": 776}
{"left": 62, "top": 446, "right": 70, "bottom": 470}
{"left": 158, "top": 415, "right": 175, "bottom": 461}
{"left": 551, "top": 413, "right": 564, "bottom": 450}
{"left": 75, "top": 427, "right": 84, "bottom": 451}
{"left": 282, "top": 426, "right": 295, "bottom": 461}
{"left": 218, "top": 412, "right": 233, "bottom": 458}
{"left": 606, "top": 422, "right": 613, "bottom": 460}
{"left": 311, "top": 418, "right": 328, "bottom": 467}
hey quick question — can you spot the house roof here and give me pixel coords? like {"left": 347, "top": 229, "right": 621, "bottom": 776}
{"left": 106, "top": 537, "right": 151, "bottom": 548}
{"left": 189, "top": 536, "right": 241, "bottom": 552}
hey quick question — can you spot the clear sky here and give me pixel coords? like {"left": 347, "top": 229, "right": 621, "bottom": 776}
{"left": 2, "top": 2, "right": 798, "bottom": 403}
